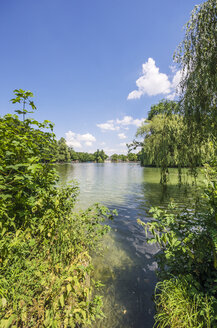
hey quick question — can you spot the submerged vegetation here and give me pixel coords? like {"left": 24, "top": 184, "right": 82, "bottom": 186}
{"left": 0, "top": 90, "right": 116, "bottom": 327}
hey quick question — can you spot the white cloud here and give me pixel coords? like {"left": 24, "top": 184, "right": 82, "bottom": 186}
{"left": 117, "top": 116, "right": 133, "bottom": 125}
{"left": 85, "top": 141, "right": 92, "bottom": 146}
{"left": 97, "top": 116, "right": 145, "bottom": 132}
{"left": 65, "top": 131, "right": 96, "bottom": 149}
{"left": 117, "top": 116, "right": 145, "bottom": 127}
{"left": 120, "top": 142, "right": 127, "bottom": 147}
{"left": 77, "top": 133, "right": 96, "bottom": 142}
{"left": 128, "top": 58, "right": 171, "bottom": 99}
{"left": 118, "top": 133, "right": 127, "bottom": 139}
{"left": 96, "top": 120, "right": 119, "bottom": 131}
{"left": 127, "top": 58, "right": 186, "bottom": 101}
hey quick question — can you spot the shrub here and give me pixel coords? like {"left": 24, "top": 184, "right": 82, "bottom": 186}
{"left": 0, "top": 90, "right": 114, "bottom": 327}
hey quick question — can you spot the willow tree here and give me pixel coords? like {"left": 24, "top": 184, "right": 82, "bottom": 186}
{"left": 136, "top": 113, "right": 214, "bottom": 183}
{"left": 175, "top": 0, "right": 217, "bottom": 136}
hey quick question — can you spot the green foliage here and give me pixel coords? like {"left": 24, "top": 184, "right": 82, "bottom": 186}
{"left": 175, "top": 0, "right": 217, "bottom": 134}
{"left": 154, "top": 277, "right": 214, "bottom": 328}
{"left": 57, "top": 137, "right": 70, "bottom": 162}
{"left": 138, "top": 163, "right": 217, "bottom": 326}
{"left": 127, "top": 152, "right": 138, "bottom": 162}
{"left": 110, "top": 153, "right": 138, "bottom": 162}
{"left": 132, "top": 100, "right": 214, "bottom": 183}
{"left": 55, "top": 144, "right": 109, "bottom": 163}
{"left": 76, "top": 152, "right": 95, "bottom": 162}
{"left": 93, "top": 149, "right": 108, "bottom": 163}
{"left": 138, "top": 198, "right": 217, "bottom": 289}
{"left": 11, "top": 89, "right": 37, "bottom": 121}
{"left": 147, "top": 100, "right": 179, "bottom": 120}
{"left": 0, "top": 90, "right": 115, "bottom": 327}
{"left": 138, "top": 1, "right": 217, "bottom": 326}
{"left": 110, "top": 154, "right": 127, "bottom": 162}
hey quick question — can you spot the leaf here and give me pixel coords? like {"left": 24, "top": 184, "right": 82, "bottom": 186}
{"left": 59, "top": 294, "right": 64, "bottom": 307}
{"left": 1, "top": 298, "right": 7, "bottom": 307}
{"left": 67, "top": 284, "right": 72, "bottom": 294}
{"left": 2, "top": 315, "right": 16, "bottom": 328}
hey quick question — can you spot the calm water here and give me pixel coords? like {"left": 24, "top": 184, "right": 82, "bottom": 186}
{"left": 56, "top": 163, "right": 204, "bottom": 328}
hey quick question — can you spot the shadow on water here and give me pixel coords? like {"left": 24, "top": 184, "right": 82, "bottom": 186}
{"left": 56, "top": 163, "right": 204, "bottom": 328}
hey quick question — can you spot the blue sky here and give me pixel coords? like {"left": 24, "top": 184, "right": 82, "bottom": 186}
{"left": 0, "top": 0, "right": 203, "bottom": 154}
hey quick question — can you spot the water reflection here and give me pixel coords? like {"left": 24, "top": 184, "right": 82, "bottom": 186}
{"left": 56, "top": 163, "right": 204, "bottom": 328}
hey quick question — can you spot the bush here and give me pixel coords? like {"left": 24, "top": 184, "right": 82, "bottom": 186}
{"left": 0, "top": 90, "right": 113, "bottom": 327}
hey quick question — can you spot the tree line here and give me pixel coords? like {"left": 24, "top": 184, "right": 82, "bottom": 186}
{"left": 56, "top": 137, "right": 140, "bottom": 163}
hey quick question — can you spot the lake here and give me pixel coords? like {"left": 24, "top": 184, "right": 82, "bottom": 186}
{"left": 57, "top": 163, "right": 203, "bottom": 328}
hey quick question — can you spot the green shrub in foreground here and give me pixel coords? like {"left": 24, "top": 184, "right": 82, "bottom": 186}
{"left": 0, "top": 90, "right": 114, "bottom": 327}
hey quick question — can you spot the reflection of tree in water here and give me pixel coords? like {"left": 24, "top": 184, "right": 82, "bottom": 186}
{"left": 141, "top": 168, "right": 202, "bottom": 209}
{"left": 56, "top": 163, "right": 75, "bottom": 185}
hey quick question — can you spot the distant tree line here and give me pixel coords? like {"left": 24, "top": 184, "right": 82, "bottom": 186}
{"left": 110, "top": 152, "right": 140, "bottom": 162}
{"left": 56, "top": 138, "right": 108, "bottom": 163}
{"left": 56, "top": 137, "right": 140, "bottom": 163}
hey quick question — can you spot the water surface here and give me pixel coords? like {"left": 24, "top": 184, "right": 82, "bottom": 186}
{"left": 57, "top": 163, "right": 204, "bottom": 328}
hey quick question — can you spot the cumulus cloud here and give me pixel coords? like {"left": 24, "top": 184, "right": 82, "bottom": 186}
{"left": 117, "top": 116, "right": 145, "bottom": 127}
{"left": 97, "top": 116, "right": 145, "bottom": 132}
{"left": 65, "top": 131, "right": 96, "bottom": 149}
{"left": 118, "top": 133, "right": 127, "bottom": 139}
{"left": 96, "top": 120, "right": 119, "bottom": 131}
{"left": 77, "top": 133, "right": 96, "bottom": 142}
{"left": 128, "top": 58, "right": 184, "bottom": 100}
{"left": 127, "top": 58, "right": 171, "bottom": 99}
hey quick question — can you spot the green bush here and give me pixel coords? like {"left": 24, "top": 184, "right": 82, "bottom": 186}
{"left": 0, "top": 90, "right": 113, "bottom": 327}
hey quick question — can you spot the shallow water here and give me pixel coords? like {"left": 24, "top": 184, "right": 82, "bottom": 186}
{"left": 57, "top": 163, "right": 204, "bottom": 328}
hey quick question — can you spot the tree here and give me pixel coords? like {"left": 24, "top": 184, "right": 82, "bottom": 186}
{"left": 93, "top": 149, "right": 108, "bottom": 163}
{"left": 133, "top": 100, "right": 214, "bottom": 183}
{"left": 175, "top": 0, "right": 217, "bottom": 134}
{"left": 69, "top": 147, "right": 79, "bottom": 161}
{"left": 111, "top": 154, "right": 119, "bottom": 162}
{"left": 127, "top": 152, "right": 138, "bottom": 162}
{"left": 147, "top": 100, "right": 179, "bottom": 120}
{"left": 10, "top": 89, "right": 37, "bottom": 121}
{"left": 57, "top": 137, "right": 70, "bottom": 162}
